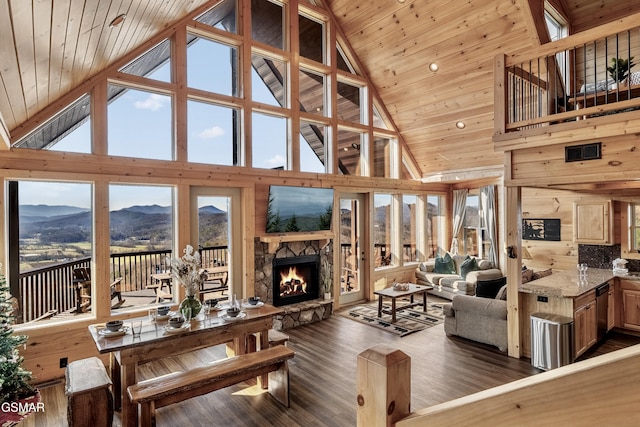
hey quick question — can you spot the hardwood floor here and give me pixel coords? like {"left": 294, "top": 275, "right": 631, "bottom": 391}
{"left": 21, "top": 314, "right": 640, "bottom": 427}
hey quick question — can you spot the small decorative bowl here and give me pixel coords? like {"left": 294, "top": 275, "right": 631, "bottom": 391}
{"left": 157, "top": 306, "right": 171, "bottom": 316}
{"left": 226, "top": 307, "right": 241, "bottom": 317}
{"left": 205, "top": 298, "right": 219, "bottom": 308}
{"left": 168, "top": 316, "right": 185, "bottom": 328}
{"left": 105, "top": 320, "right": 123, "bottom": 332}
{"left": 248, "top": 296, "right": 261, "bottom": 305}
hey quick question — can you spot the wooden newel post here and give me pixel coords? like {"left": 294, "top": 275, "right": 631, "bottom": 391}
{"left": 357, "top": 345, "right": 411, "bottom": 427}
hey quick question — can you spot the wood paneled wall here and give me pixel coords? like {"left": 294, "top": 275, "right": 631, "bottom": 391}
{"left": 521, "top": 187, "right": 620, "bottom": 272}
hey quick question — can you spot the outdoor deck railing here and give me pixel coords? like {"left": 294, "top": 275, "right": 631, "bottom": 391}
{"left": 18, "top": 243, "right": 422, "bottom": 323}
{"left": 17, "top": 245, "right": 228, "bottom": 323}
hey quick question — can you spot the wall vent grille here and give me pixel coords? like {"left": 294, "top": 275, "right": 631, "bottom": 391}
{"left": 565, "top": 142, "right": 601, "bottom": 162}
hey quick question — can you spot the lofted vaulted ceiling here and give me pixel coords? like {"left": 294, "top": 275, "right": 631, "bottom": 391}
{"left": 1, "top": 0, "right": 640, "bottom": 181}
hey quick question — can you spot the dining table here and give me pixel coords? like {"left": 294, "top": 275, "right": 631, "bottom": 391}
{"left": 88, "top": 302, "right": 283, "bottom": 427}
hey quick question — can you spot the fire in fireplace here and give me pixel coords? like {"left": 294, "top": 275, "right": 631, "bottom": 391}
{"left": 272, "top": 255, "right": 319, "bottom": 306}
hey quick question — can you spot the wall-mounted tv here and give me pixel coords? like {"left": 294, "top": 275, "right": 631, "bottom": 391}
{"left": 266, "top": 185, "right": 333, "bottom": 233}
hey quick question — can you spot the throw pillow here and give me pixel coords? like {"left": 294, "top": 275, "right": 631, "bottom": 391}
{"left": 434, "top": 253, "right": 456, "bottom": 274}
{"left": 476, "top": 276, "right": 507, "bottom": 299}
{"left": 459, "top": 256, "right": 480, "bottom": 279}
{"left": 495, "top": 284, "right": 508, "bottom": 300}
{"left": 531, "top": 268, "right": 553, "bottom": 281}
{"left": 522, "top": 268, "right": 534, "bottom": 284}
{"left": 477, "top": 259, "right": 494, "bottom": 270}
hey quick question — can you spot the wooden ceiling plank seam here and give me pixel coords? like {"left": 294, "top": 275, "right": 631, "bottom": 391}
{"left": 82, "top": 0, "right": 120, "bottom": 80}
{"left": 342, "top": 0, "right": 523, "bottom": 57}
{"left": 90, "top": 0, "right": 129, "bottom": 75}
{"left": 0, "top": 0, "right": 26, "bottom": 126}
{"left": 355, "top": 18, "right": 528, "bottom": 81}
{"left": 49, "top": 0, "right": 73, "bottom": 97}
{"left": 109, "top": 0, "right": 154, "bottom": 62}
{"left": 70, "top": 0, "right": 102, "bottom": 94}
{"left": 132, "top": 0, "right": 192, "bottom": 54}
{"left": 9, "top": 0, "right": 38, "bottom": 123}
{"left": 397, "top": 107, "right": 494, "bottom": 133}
{"left": 114, "top": 0, "right": 156, "bottom": 57}
{"left": 368, "top": 34, "right": 533, "bottom": 96}
{"left": 124, "top": 0, "right": 173, "bottom": 55}
{"left": 33, "top": 0, "right": 54, "bottom": 111}
{"left": 324, "top": 0, "right": 401, "bottom": 31}
{"left": 0, "top": 74, "right": 17, "bottom": 131}
{"left": 57, "top": 0, "right": 85, "bottom": 96}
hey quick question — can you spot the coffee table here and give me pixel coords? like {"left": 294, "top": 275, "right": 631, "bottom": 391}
{"left": 374, "top": 283, "right": 433, "bottom": 323}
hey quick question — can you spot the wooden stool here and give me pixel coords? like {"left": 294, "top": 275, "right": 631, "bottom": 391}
{"left": 65, "top": 357, "right": 113, "bottom": 427}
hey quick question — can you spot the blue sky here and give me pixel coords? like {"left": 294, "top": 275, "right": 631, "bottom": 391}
{"left": 28, "top": 38, "right": 324, "bottom": 209}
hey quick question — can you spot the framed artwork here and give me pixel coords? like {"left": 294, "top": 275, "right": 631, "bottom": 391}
{"left": 522, "top": 218, "right": 561, "bottom": 241}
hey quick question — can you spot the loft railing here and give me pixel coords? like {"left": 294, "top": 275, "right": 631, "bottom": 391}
{"left": 17, "top": 245, "right": 228, "bottom": 323}
{"left": 494, "top": 13, "right": 640, "bottom": 136}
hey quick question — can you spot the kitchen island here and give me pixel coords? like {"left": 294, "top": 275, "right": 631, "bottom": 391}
{"left": 519, "top": 268, "right": 620, "bottom": 358}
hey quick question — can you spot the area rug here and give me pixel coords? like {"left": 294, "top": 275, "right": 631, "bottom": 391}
{"left": 339, "top": 301, "right": 444, "bottom": 337}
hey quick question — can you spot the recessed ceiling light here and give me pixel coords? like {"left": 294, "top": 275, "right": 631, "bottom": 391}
{"left": 397, "top": 0, "right": 406, "bottom": 3}
{"left": 429, "top": 63, "right": 439, "bottom": 72}
{"left": 456, "top": 121, "right": 466, "bottom": 129}
{"left": 110, "top": 14, "right": 127, "bottom": 27}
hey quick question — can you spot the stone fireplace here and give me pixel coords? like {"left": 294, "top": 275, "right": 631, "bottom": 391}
{"left": 254, "top": 238, "right": 333, "bottom": 329}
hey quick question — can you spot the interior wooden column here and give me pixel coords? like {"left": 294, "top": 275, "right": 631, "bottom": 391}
{"left": 506, "top": 184, "right": 522, "bottom": 358}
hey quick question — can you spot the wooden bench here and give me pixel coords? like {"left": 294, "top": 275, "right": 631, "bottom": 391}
{"left": 268, "top": 329, "right": 289, "bottom": 347}
{"left": 128, "top": 345, "right": 295, "bottom": 427}
{"left": 65, "top": 357, "right": 113, "bottom": 427}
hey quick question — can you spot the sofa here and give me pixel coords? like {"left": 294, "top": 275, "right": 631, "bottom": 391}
{"left": 414, "top": 253, "right": 503, "bottom": 300}
{"left": 442, "top": 268, "right": 554, "bottom": 352}
{"left": 443, "top": 291, "right": 508, "bottom": 352}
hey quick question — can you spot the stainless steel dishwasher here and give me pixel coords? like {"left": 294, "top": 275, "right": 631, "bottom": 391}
{"left": 595, "top": 282, "right": 610, "bottom": 341}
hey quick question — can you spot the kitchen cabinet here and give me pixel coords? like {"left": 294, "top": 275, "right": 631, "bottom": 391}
{"left": 573, "top": 200, "right": 613, "bottom": 245}
{"left": 607, "top": 286, "right": 615, "bottom": 331}
{"left": 574, "top": 291, "right": 597, "bottom": 358}
{"left": 622, "top": 289, "right": 640, "bottom": 331}
{"left": 619, "top": 279, "right": 640, "bottom": 331}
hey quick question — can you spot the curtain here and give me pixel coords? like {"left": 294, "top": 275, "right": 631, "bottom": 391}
{"left": 450, "top": 189, "right": 468, "bottom": 255}
{"left": 480, "top": 185, "right": 498, "bottom": 266}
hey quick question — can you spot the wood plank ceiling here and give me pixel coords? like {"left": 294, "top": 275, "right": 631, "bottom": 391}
{"left": 1, "top": 0, "right": 640, "bottom": 180}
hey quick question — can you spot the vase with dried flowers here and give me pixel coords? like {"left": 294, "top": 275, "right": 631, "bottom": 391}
{"left": 169, "top": 245, "right": 208, "bottom": 319}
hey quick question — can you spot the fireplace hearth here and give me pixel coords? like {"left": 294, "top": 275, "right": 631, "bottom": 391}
{"left": 272, "top": 254, "right": 320, "bottom": 306}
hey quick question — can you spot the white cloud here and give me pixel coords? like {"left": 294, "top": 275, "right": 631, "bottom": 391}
{"left": 266, "top": 154, "right": 286, "bottom": 168}
{"left": 198, "top": 126, "right": 225, "bottom": 139}
{"left": 134, "top": 94, "right": 167, "bottom": 111}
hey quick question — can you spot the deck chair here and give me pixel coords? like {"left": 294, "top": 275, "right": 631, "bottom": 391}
{"left": 110, "top": 277, "right": 125, "bottom": 308}
{"left": 72, "top": 267, "right": 91, "bottom": 313}
{"left": 72, "top": 267, "right": 125, "bottom": 312}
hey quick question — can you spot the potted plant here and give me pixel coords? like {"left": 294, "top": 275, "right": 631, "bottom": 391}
{"left": 607, "top": 56, "right": 635, "bottom": 85}
{"left": 0, "top": 265, "right": 40, "bottom": 426}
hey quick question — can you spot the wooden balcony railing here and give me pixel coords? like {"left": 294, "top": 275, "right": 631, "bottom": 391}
{"left": 494, "top": 12, "right": 640, "bottom": 138}
{"left": 17, "top": 245, "right": 228, "bottom": 324}
{"left": 357, "top": 344, "right": 640, "bottom": 426}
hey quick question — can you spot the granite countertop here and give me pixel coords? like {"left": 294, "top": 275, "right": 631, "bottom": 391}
{"left": 518, "top": 268, "right": 640, "bottom": 298}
